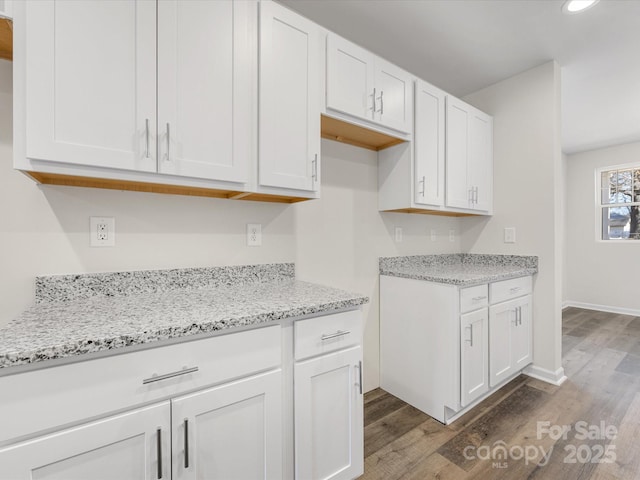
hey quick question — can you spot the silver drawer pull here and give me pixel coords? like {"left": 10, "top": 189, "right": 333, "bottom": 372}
{"left": 321, "top": 330, "right": 350, "bottom": 341}
{"left": 472, "top": 296, "right": 487, "bottom": 301}
{"left": 143, "top": 366, "right": 199, "bottom": 385}
{"left": 509, "top": 287, "right": 522, "bottom": 293}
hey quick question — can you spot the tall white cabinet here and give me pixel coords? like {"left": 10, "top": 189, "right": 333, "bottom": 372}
{"left": 259, "top": 0, "right": 320, "bottom": 193}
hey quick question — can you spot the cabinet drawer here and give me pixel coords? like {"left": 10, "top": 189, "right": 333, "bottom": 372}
{"left": 490, "top": 276, "right": 532, "bottom": 304}
{"left": 460, "top": 284, "right": 488, "bottom": 313}
{"left": 295, "top": 310, "right": 362, "bottom": 361}
{"left": 0, "top": 325, "right": 281, "bottom": 445}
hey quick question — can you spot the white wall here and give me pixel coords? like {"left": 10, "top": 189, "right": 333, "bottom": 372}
{"left": 461, "top": 62, "right": 565, "bottom": 384}
{"left": 565, "top": 141, "right": 640, "bottom": 314}
{"left": 295, "top": 139, "right": 462, "bottom": 391}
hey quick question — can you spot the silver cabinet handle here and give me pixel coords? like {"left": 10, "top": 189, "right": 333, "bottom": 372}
{"left": 469, "top": 188, "right": 474, "bottom": 204}
{"left": 145, "top": 118, "right": 150, "bottom": 159}
{"left": 509, "top": 287, "right": 522, "bottom": 293}
{"left": 143, "top": 366, "right": 199, "bottom": 385}
{"left": 474, "top": 186, "right": 479, "bottom": 204}
{"left": 166, "top": 123, "right": 171, "bottom": 161}
{"left": 156, "top": 428, "right": 163, "bottom": 479}
{"left": 371, "top": 87, "right": 376, "bottom": 115}
{"left": 472, "top": 295, "right": 487, "bottom": 301}
{"left": 357, "top": 361, "right": 363, "bottom": 395}
{"left": 518, "top": 306, "right": 523, "bottom": 325}
{"left": 184, "top": 418, "right": 190, "bottom": 469}
{"left": 377, "top": 90, "right": 384, "bottom": 114}
{"left": 419, "top": 176, "right": 426, "bottom": 196}
{"left": 312, "top": 154, "right": 318, "bottom": 182}
{"left": 466, "top": 324, "right": 474, "bottom": 347}
{"left": 321, "top": 330, "right": 350, "bottom": 341}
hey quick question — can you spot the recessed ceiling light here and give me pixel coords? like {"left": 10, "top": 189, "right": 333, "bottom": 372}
{"left": 562, "top": 0, "right": 600, "bottom": 14}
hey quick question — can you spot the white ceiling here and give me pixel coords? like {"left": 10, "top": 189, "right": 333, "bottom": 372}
{"left": 281, "top": 0, "right": 640, "bottom": 155}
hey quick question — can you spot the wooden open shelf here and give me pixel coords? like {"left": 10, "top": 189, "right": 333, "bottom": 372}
{"left": 26, "top": 172, "right": 311, "bottom": 204}
{"left": 321, "top": 115, "right": 406, "bottom": 151}
{"left": 0, "top": 18, "right": 11, "bottom": 61}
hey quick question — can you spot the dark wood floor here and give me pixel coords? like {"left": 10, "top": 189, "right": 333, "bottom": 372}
{"left": 360, "top": 307, "right": 640, "bottom": 479}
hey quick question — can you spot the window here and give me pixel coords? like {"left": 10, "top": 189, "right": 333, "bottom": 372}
{"left": 599, "top": 165, "right": 640, "bottom": 240}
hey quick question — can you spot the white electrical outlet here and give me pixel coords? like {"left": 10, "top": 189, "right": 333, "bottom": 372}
{"left": 449, "top": 229, "right": 456, "bottom": 242}
{"left": 90, "top": 217, "right": 115, "bottom": 247}
{"left": 430, "top": 229, "right": 437, "bottom": 241}
{"left": 394, "top": 227, "right": 403, "bottom": 243}
{"left": 247, "top": 223, "right": 262, "bottom": 246}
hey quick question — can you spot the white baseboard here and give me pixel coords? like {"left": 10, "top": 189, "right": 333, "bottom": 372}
{"left": 524, "top": 365, "right": 567, "bottom": 386}
{"left": 563, "top": 301, "right": 640, "bottom": 317}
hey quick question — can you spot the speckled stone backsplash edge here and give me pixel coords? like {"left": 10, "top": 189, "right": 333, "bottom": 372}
{"left": 35, "top": 263, "right": 295, "bottom": 304}
{"left": 379, "top": 254, "right": 538, "bottom": 272}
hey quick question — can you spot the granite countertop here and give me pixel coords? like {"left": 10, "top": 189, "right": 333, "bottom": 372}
{"left": 0, "top": 264, "right": 368, "bottom": 370}
{"left": 380, "top": 254, "right": 538, "bottom": 286}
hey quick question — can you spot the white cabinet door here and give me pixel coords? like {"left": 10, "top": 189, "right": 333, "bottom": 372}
{"left": 326, "top": 34, "right": 375, "bottom": 122}
{"left": 445, "top": 96, "right": 471, "bottom": 210}
{"left": 512, "top": 295, "right": 533, "bottom": 371}
{"left": 445, "top": 96, "right": 493, "bottom": 212}
{"left": 468, "top": 109, "right": 493, "bottom": 212}
{"left": 0, "top": 402, "right": 171, "bottom": 480}
{"left": 489, "top": 295, "right": 533, "bottom": 387}
{"left": 488, "top": 299, "right": 515, "bottom": 388}
{"left": 460, "top": 308, "right": 489, "bottom": 407}
{"left": 414, "top": 80, "right": 445, "bottom": 206}
{"left": 157, "top": 0, "right": 252, "bottom": 183}
{"left": 24, "top": 0, "right": 157, "bottom": 172}
{"left": 295, "top": 346, "right": 363, "bottom": 480}
{"left": 373, "top": 58, "right": 412, "bottom": 134}
{"left": 259, "top": 0, "right": 320, "bottom": 192}
{"left": 171, "top": 370, "right": 282, "bottom": 480}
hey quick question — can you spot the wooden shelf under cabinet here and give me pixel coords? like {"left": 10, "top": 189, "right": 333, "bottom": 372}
{"left": 0, "top": 18, "right": 11, "bottom": 61}
{"left": 25, "top": 171, "right": 310, "bottom": 204}
{"left": 321, "top": 115, "right": 406, "bottom": 151}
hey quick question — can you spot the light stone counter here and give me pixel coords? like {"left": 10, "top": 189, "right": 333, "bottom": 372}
{"left": 380, "top": 254, "right": 538, "bottom": 286}
{"left": 0, "top": 264, "right": 368, "bottom": 370}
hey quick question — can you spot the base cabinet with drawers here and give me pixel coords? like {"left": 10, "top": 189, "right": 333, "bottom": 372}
{"left": 380, "top": 274, "right": 533, "bottom": 424}
{"left": 0, "top": 309, "right": 364, "bottom": 480}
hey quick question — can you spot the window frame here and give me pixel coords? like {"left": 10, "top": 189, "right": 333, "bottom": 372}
{"left": 595, "top": 162, "right": 640, "bottom": 243}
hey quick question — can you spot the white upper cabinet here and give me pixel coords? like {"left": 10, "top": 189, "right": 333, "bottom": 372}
{"left": 0, "top": 0, "right": 12, "bottom": 19}
{"left": 259, "top": 0, "right": 320, "bottom": 192}
{"left": 326, "top": 33, "right": 412, "bottom": 135}
{"left": 326, "top": 35, "right": 375, "bottom": 123}
{"left": 24, "top": 0, "right": 157, "bottom": 172}
{"left": 157, "top": 0, "right": 252, "bottom": 183}
{"left": 414, "top": 80, "right": 446, "bottom": 207}
{"left": 446, "top": 96, "right": 493, "bottom": 213}
{"left": 21, "top": 0, "right": 253, "bottom": 184}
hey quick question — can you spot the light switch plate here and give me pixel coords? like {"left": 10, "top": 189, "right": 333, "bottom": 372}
{"left": 504, "top": 227, "right": 516, "bottom": 243}
{"left": 395, "top": 227, "right": 403, "bottom": 243}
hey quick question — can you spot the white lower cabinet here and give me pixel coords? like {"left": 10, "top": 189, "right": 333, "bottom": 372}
{"left": 172, "top": 369, "right": 282, "bottom": 480}
{"left": 460, "top": 308, "right": 489, "bottom": 407}
{"left": 0, "top": 402, "right": 170, "bottom": 480}
{"left": 380, "top": 274, "right": 532, "bottom": 424}
{"left": 294, "top": 346, "right": 363, "bottom": 480}
{"left": 489, "top": 295, "right": 533, "bottom": 388}
{"left": 0, "top": 310, "right": 364, "bottom": 479}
